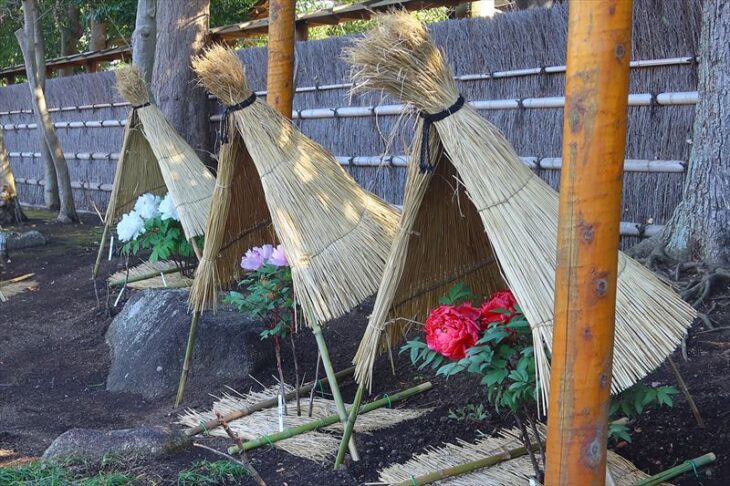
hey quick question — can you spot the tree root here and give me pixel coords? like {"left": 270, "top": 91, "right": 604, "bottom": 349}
{"left": 680, "top": 267, "right": 730, "bottom": 308}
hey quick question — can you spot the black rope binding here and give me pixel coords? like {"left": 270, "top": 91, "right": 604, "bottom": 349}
{"left": 132, "top": 102, "right": 151, "bottom": 110}
{"left": 418, "top": 95, "right": 465, "bottom": 173}
{"left": 220, "top": 92, "right": 257, "bottom": 143}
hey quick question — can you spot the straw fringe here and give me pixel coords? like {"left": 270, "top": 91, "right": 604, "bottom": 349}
{"left": 190, "top": 47, "right": 399, "bottom": 325}
{"left": 348, "top": 13, "right": 696, "bottom": 401}
{"left": 107, "top": 260, "right": 192, "bottom": 289}
{"left": 178, "top": 384, "right": 427, "bottom": 463}
{"left": 106, "top": 66, "right": 215, "bottom": 241}
{"left": 378, "top": 426, "right": 651, "bottom": 485}
{"left": 0, "top": 279, "right": 38, "bottom": 301}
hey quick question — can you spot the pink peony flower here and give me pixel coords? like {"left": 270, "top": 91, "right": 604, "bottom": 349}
{"left": 479, "top": 289, "right": 517, "bottom": 325}
{"left": 424, "top": 305, "right": 481, "bottom": 360}
{"left": 259, "top": 244, "right": 274, "bottom": 261}
{"left": 241, "top": 247, "right": 265, "bottom": 271}
{"left": 268, "top": 244, "right": 288, "bottom": 267}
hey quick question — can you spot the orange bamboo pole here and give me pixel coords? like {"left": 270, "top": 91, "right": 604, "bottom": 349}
{"left": 544, "top": 1, "right": 633, "bottom": 485}
{"left": 266, "top": 0, "right": 295, "bottom": 118}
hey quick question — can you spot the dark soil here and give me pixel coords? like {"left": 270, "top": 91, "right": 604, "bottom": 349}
{"left": 1, "top": 211, "right": 728, "bottom": 485}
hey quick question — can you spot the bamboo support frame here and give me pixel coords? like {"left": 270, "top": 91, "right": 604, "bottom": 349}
{"left": 631, "top": 453, "right": 715, "bottom": 486}
{"left": 183, "top": 366, "right": 355, "bottom": 437}
{"left": 545, "top": 1, "right": 633, "bottom": 484}
{"left": 226, "top": 382, "right": 433, "bottom": 455}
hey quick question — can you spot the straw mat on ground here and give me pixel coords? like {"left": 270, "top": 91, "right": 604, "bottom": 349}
{"left": 347, "top": 13, "right": 696, "bottom": 402}
{"left": 107, "top": 260, "right": 193, "bottom": 289}
{"left": 178, "top": 384, "right": 426, "bottom": 463}
{"left": 189, "top": 46, "right": 399, "bottom": 326}
{"left": 0, "top": 278, "right": 38, "bottom": 302}
{"left": 104, "top": 66, "right": 214, "bottom": 241}
{"left": 378, "top": 426, "right": 651, "bottom": 485}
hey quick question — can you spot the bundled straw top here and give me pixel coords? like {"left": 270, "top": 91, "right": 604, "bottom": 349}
{"left": 107, "top": 66, "right": 215, "bottom": 240}
{"left": 347, "top": 13, "right": 696, "bottom": 402}
{"left": 189, "top": 46, "right": 399, "bottom": 327}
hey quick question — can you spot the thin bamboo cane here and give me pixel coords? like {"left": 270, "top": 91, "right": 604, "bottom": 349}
{"left": 227, "top": 382, "right": 432, "bottom": 455}
{"left": 107, "top": 265, "right": 194, "bottom": 287}
{"left": 184, "top": 366, "right": 355, "bottom": 437}
{"left": 0, "top": 272, "right": 34, "bottom": 286}
{"left": 392, "top": 444, "right": 535, "bottom": 486}
{"left": 545, "top": 1, "right": 633, "bottom": 483}
{"left": 175, "top": 310, "right": 201, "bottom": 407}
{"left": 312, "top": 322, "right": 360, "bottom": 461}
{"left": 334, "top": 382, "right": 364, "bottom": 468}
{"left": 631, "top": 453, "right": 715, "bottom": 486}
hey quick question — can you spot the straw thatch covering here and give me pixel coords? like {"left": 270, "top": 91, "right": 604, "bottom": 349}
{"left": 347, "top": 13, "right": 696, "bottom": 402}
{"left": 178, "top": 383, "right": 427, "bottom": 463}
{"left": 189, "top": 46, "right": 399, "bottom": 327}
{"left": 103, "top": 66, "right": 215, "bottom": 240}
{"left": 0, "top": 128, "right": 17, "bottom": 199}
{"left": 0, "top": 274, "right": 38, "bottom": 303}
{"left": 378, "top": 426, "right": 651, "bottom": 485}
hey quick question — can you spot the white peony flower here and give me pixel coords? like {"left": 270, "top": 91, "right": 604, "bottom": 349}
{"left": 134, "top": 193, "right": 161, "bottom": 220}
{"left": 117, "top": 210, "right": 146, "bottom": 242}
{"left": 159, "top": 193, "right": 179, "bottom": 221}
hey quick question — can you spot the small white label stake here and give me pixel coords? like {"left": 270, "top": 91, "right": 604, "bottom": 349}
{"left": 107, "top": 236, "right": 114, "bottom": 261}
{"left": 278, "top": 393, "right": 285, "bottom": 432}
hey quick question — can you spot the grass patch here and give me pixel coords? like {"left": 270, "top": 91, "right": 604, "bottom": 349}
{"left": 178, "top": 460, "right": 250, "bottom": 485}
{"left": 0, "top": 461, "right": 135, "bottom": 486}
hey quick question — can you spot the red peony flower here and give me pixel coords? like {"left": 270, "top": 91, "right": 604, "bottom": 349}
{"left": 479, "top": 290, "right": 517, "bottom": 325}
{"left": 455, "top": 302, "right": 480, "bottom": 321}
{"left": 425, "top": 305, "right": 481, "bottom": 360}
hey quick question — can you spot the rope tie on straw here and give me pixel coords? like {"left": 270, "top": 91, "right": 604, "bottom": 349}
{"left": 383, "top": 393, "right": 392, "bottom": 408}
{"left": 263, "top": 435, "right": 274, "bottom": 447}
{"left": 418, "top": 95, "right": 465, "bottom": 173}
{"left": 220, "top": 92, "right": 257, "bottom": 143}
{"left": 132, "top": 102, "right": 151, "bottom": 109}
{"left": 410, "top": 475, "right": 418, "bottom": 486}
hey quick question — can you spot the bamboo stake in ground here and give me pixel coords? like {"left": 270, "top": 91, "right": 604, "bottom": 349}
{"left": 227, "top": 382, "right": 432, "bottom": 455}
{"left": 545, "top": 1, "right": 633, "bottom": 483}
{"left": 311, "top": 322, "right": 360, "bottom": 461}
{"left": 184, "top": 366, "right": 354, "bottom": 437}
{"left": 335, "top": 382, "right": 365, "bottom": 468}
{"left": 176, "top": 310, "right": 201, "bottom": 407}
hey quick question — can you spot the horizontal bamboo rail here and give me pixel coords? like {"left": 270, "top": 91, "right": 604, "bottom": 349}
{"left": 7, "top": 151, "right": 685, "bottom": 173}
{"left": 0, "top": 57, "right": 696, "bottom": 117}
{"left": 206, "top": 90, "right": 699, "bottom": 122}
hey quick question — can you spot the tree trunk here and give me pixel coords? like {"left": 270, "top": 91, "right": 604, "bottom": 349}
{"left": 661, "top": 0, "right": 730, "bottom": 267}
{"left": 152, "top": 0, "right": 209, "bottom": 158}
{"left": 0, "top": 128, "right": 26, "bottom": 225}
{"left": 132, "top": 0, "right": 157, "bottom": 85}
{"left": 55, "top": 1, "right": 82, "bottom": 76}
{"left": 28, "top": 1, "right": 59, "bottom": 209}
{"left": 90, "top": 17, "right": 108, "bottom": 51}
{"left": 17, "top": 0, "right": 78, "bottom": 223}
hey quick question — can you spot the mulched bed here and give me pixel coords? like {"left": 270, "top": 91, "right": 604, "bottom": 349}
{"left": 1, "top": 211, "right": 728, "bottom": 484}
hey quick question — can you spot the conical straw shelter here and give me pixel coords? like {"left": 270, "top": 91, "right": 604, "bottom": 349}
{"left": 346, "top": 13, "right": 696, "bottom": 403}
{"left": 92, "top": 66, "right": 215, "bottom": 277}
{"left": 183, "top": 46, "right": 399, "bottom": 456}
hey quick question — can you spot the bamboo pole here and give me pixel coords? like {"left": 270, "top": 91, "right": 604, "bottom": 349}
{"left": 391, "top": 444, "right": 539, "bottom": 486}
{"left": 544, "top": 2, "right": 633, "bottom": 485}
{"left": 311, "top": 322, "right": 360, "bottom": 461}
{"left": 266, "top": 0, "right": 295, "bottom": 118}
{"left": 184, "top": 366, "right": 355, "bottom": 437}
{"left": 631, "top": 453, "right": 715, "bottom": 486}
{"left": 334, "top": 382, "right": 365, "bottom": 468}
{"left": 107, "top": 265, "right": 195, "bottom": 287}
{"left": 227, "top": 382, "right": 433, "bottom": 455}
{"left": 175, "top": 310, "right": 201, "bottom": 407}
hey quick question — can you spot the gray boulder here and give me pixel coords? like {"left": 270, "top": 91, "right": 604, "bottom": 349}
{"left": 106, "top": 289, "right": 269, "bottom": 400}
{"left": 7, "top": 230, "right": 47, "bottom": 250}
{"left": 43, "top": 426, "right": 190, "bottom": 463}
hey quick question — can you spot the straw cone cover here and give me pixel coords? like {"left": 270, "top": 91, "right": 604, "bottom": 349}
{"left": 347, "top": 13, "right": 696, "bottom": 401}
{"left": 108, "top": 66, "right": 215, "bottom": 240}
{"left": 190, "top": 46, "right": 399, "bottom": 326}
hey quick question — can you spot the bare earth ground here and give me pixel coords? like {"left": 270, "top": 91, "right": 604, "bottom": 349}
{"left": 0, "top": 211, "right": 728, "bottom": 485}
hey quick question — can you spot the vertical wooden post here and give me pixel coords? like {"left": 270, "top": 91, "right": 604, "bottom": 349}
{"left": 267, "top": 0, "right": 295, "bottom": 117}
{"left": 544, "top": 1, "right": 633, "bottom": 485}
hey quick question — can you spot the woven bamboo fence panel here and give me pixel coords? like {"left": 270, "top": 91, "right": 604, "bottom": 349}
{"left": 0, "top": 0, "right": 702, "bottom": 246}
